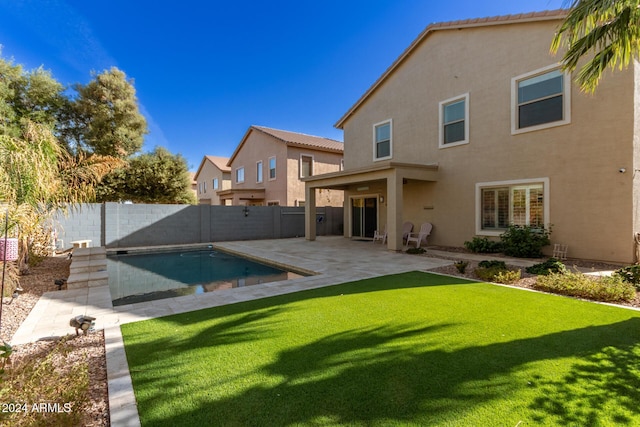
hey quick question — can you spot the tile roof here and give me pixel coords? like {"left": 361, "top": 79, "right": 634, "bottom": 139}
{"left": 335, "top": 9, "right": 568, "bottom": 128}
{"left": 252, "top": 125, "right": 344, "bottom": 152}
{"left": 204, "top": 155, "right": 231, "bottom": 172}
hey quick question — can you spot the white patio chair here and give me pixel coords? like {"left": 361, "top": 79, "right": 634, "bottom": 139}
{"left": 373, "top": 224, "right": 387, "bottom": 244}
{"left": 406, "top": 222, "right": 432, "bottom": 249}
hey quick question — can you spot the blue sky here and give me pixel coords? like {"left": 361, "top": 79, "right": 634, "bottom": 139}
{"left": 0, "top": 0, "right": 564, "bottom": 171}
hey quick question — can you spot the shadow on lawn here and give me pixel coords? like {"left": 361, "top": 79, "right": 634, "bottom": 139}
{"left": 126, "top": 313, "right": 640, "bottom": 426}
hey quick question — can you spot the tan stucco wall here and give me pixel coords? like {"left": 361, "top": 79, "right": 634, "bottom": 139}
{"left": 341, "top": 20, "right": 637, "bottom": 263}
{"left": 196, "top": 161, "right": 230, "bottom": 205}
{"left": 229, "top": 130, "right": 344, "bottom": 206}
{"left": 286, "top": 146, "right": 344, "bottom": 207}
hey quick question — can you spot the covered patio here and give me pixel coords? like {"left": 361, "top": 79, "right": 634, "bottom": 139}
{"left": 304, "top": 161, "right": 439, "bottom": 250}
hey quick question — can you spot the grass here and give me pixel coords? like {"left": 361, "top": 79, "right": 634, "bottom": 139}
{"left": 121, "top": 272, "right": 640, "bottom": 426}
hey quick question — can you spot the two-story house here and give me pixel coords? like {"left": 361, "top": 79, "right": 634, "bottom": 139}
{"left": 219, "top": 125, "right": 344, "bottom": 207}
{"left": 194, "top": 155, "right": 231, "bottom": 205}
{"left": 305, "top": 10, "right": 640, "bottom": 264}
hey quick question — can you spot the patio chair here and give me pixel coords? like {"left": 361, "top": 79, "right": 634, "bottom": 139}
{"left": 402, "top": 221, "right": 414, "bottom": 243}
{"left": 373, "top": 224, "right": 387, "bottom": 244}
{"left": 406, "top": 222, "right": 432, "bottom": 249}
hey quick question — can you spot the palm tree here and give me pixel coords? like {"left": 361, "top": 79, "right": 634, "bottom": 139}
{"left": 0, "top": 120, "right": 121, "bottom": 273}
{"left": 552, "top": 0, "right": 640, "bottom": 93}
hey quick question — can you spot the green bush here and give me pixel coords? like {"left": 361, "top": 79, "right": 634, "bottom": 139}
{"left": 526, "top": 258, "right": 568, "bottom": 275}
{"left": 464, "top": 237, "right": 503, "bottom": 253}
{"left": 475, "top": 265, "right": 520, "bottom": 283}
{"left": 500, "top": 224, "right": 551, "bottom": 258}
{"left": 493, "top": 269, "right": 521, "bottom": 284}
{"left": 478, "top": 260, "right": 507, "bottom": 270}
{"left": 405, "top": 247, "right": 426, "bottom": 255}
{"left": 535, "top": 271, "right": 636, "bottom": 303}
{"left": 614, "top": 265, "right": 640, "bottom": 288}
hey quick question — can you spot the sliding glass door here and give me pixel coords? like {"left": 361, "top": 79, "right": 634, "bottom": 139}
{"left": 351, "top": 197, "right": 377, "bottom": 238}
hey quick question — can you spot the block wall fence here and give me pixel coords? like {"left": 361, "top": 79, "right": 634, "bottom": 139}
{"left": 55, "top": 203, "right": 343, "bottom": 250}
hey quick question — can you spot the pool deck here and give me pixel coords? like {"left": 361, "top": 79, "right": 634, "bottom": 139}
{"left": 10, "top": 236, "right": 550, "bottom": 426}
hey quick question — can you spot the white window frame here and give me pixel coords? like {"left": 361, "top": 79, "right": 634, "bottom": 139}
{"left": 268, "top": 156, "right": 277, "bottom": 181}
{"left": 373, "top": 119, "right": 392, "bottom": 161}
{"left": 475, "top": 178, "right": 550, "bottom": 236}
{"left": 439, "top": 93, "right": 469, "bottom": 148}
{"left": 235, "top": 166, "right": 245, "bottom": 184}
{"left": 256, "top": 161, "right": 263, "bottom": 183}
{"left": 300, "top": 154, "right": 314, "bottom": 178}
{"left": 340, "top": 158, "right": 344, "bottom": 171}
{"left": 511, "top": 64, "right": 571, "bottom": 135}
{"left": 213, "top": 178, "right": 219, "bottom": 190}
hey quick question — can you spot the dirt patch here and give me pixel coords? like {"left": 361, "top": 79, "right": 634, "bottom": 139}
{"left": 1, "top": 256, "right": 109, "bottom": 426}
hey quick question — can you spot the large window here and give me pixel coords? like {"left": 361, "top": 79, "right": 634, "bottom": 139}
{"left": 269, "top": 157, "right": 276, "bottom": 180}
{"left": 300, "top": 155, "right": 313, "bottom": 178}
{"left": 477, "top": 179, "right": 548, "bottom": 234}
{"left": 439, "top": 94, "right": 469, "bottom": 147}
{"left": 236, "top": 167, "right": 244, "bottom": 184}
{"left": 256, "top": 161, "right": 263, "bottom": 183}
{"left": 512, "top": 65, "right": 570, "bottom": 133}
{"left": 373, "top": 120, "right": 392, "bottom": 160}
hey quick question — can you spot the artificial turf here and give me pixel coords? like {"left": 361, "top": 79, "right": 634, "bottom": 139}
{"left": 121, "top": 271, "right": 640, "bottom": 426}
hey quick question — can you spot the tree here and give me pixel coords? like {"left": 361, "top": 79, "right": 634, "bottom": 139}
{"left": 552, "top": 0, "right": 640, "bottom": 92}
{"left": 72, "top": 67, "right": 148, "bottom": 157}
{"left": 96, "top": 147, "right": 196, "bottom": 204}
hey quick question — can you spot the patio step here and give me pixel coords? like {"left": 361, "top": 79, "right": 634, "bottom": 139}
{"left": 68, "top": 247, "right": 108, "bottom": 289}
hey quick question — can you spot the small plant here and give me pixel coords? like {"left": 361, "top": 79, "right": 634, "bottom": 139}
{"left": 478, "top": 260, "right": 507, "bottom": 270}
{"left": 526, "top": 258, "right": 568, "bottom": 276}
{"left": 535, "top": 271, "right": 636, "bottom": 303}
{"left": 614, "top": 265, "right": 640, "bottom": 288}
{"left": 493, "top": 269, "right": 521, "bottom": 284}
{"left": 464, "top": 237, "right": 503, "bottom": 253}
{"left": 454, "top": 261, "right": 468, "bottom": 273}
{"left": 406, "top": 247, "right": 426, "bottom": 255}
{"left": 500, "top": 224, "right": 552, "bottom": 258}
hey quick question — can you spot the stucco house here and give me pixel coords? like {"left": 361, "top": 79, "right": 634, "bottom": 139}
{"left": 304, "top": 10, "right": 640, "bottom": 264}
{"left": 194, "top": 155, "right": 231, "bottom": 205}
{"left": 219, "top": 125, "right": 344, "bottom": 207}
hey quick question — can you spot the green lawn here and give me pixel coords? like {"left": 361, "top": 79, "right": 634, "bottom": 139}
{"left": 121, "top": 272, "right": 640, "bottom": 426}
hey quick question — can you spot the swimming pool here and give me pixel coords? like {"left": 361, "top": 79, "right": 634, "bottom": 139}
{"left": 107, "top": 249, "right": 304, "bottom": 306}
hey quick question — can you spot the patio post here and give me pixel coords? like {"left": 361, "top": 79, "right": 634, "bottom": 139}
{"left": 305, "top": 185, "right": 316, "bottom": 241}
{"left": 386, "top": 172, "right": 404, "bottom": 251}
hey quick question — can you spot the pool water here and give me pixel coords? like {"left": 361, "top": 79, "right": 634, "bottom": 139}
{"left": 108, "top": 249, "right": 304, "bottom": 306}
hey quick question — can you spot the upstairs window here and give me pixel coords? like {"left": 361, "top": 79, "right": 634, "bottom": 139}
{"left": 373, "top": 120, "right": 392, "bottom": 160}
{"left": 269, "top": 157, "right": 276, "bottom": 180}
{"left": 512, "top": 66, "right": 570, "bottom": 133}
{"left": 300, "top": 155, "right": 313, "bottom": 178}
{"left": 213, "top": 178, "right": 219, "bottom": 190}
{"left": 439, "top": 93, "right": 469, "bottom": 148}
{"left": 236, "top": 167, "right": 244, "bottom": 184}
{"left": 256, "top": 161, "right": 263, "bottom": 183}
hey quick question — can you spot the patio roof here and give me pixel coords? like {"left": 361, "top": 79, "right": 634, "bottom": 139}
{"left": 303, "top": 161, "right": 439, "bottom": 190}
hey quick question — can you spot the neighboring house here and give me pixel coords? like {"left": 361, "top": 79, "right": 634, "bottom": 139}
{"left": 305, "top": 10, "right": 640, "bottom": 264}
{"left": 219, "top": 125, "right": 344, "bottom": 207}
{"left": 194, "top": 155, "right": 231, "bottom": 205}
{"left": 188, "top": 172, "right": 197, "bottom": 201}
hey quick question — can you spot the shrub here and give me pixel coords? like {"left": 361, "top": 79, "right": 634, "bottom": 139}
{"left": 535, "top": 271, "right": 636, "bottom": 303}
{"left": 474, "top": 265, "right": 520, "bottom": 283}
{"left": 454, "top": 261, "right": 468, "bottom": 274}
{"left": 614, "top": 265, "right": 640, "bottom": 288}
{"left": 478, "top": 260, "right": 507, "bottom": 270}
{"left": 493, "top": 269, "right": 521, "bottom": 284}
{"left": 464, "top": 237, "right": 503, "bottom": 253}
{"left": 500, "top": 224, "right": 551, "bottom": 258}
{"left": 405, "top": 247, "right": 426, "bottom": 255}
{"left": 526, "top": 258, "right": 568, "bottom": 276}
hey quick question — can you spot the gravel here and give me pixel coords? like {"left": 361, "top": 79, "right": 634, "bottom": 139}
{"left": 1, "top": 256, "right": 109, "bottom": 426}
